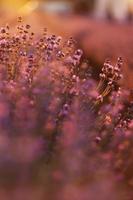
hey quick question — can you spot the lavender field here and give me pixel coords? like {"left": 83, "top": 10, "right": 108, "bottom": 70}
{"left": 0, "top": 16, "right": 132, "bottom": 200}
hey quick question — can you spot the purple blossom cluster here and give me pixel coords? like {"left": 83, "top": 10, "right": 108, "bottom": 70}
{"left": 0, "top": 17, "right": 132, "bottom": 199}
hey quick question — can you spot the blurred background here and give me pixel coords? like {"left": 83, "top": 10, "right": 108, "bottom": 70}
{"left": 0, "top": 1, "right": 133, "bottom": 200}
{"left": 0, "top": 0, "right": 133, "bottom": 88}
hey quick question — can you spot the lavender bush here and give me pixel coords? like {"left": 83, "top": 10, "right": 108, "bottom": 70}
{"left": 0, "top": 17, "right": 132, "bottom": 199}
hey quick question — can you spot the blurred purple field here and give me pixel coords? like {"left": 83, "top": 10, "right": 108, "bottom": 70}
{"left": 0, "top": 1, "right": 133, "bottom": 200}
